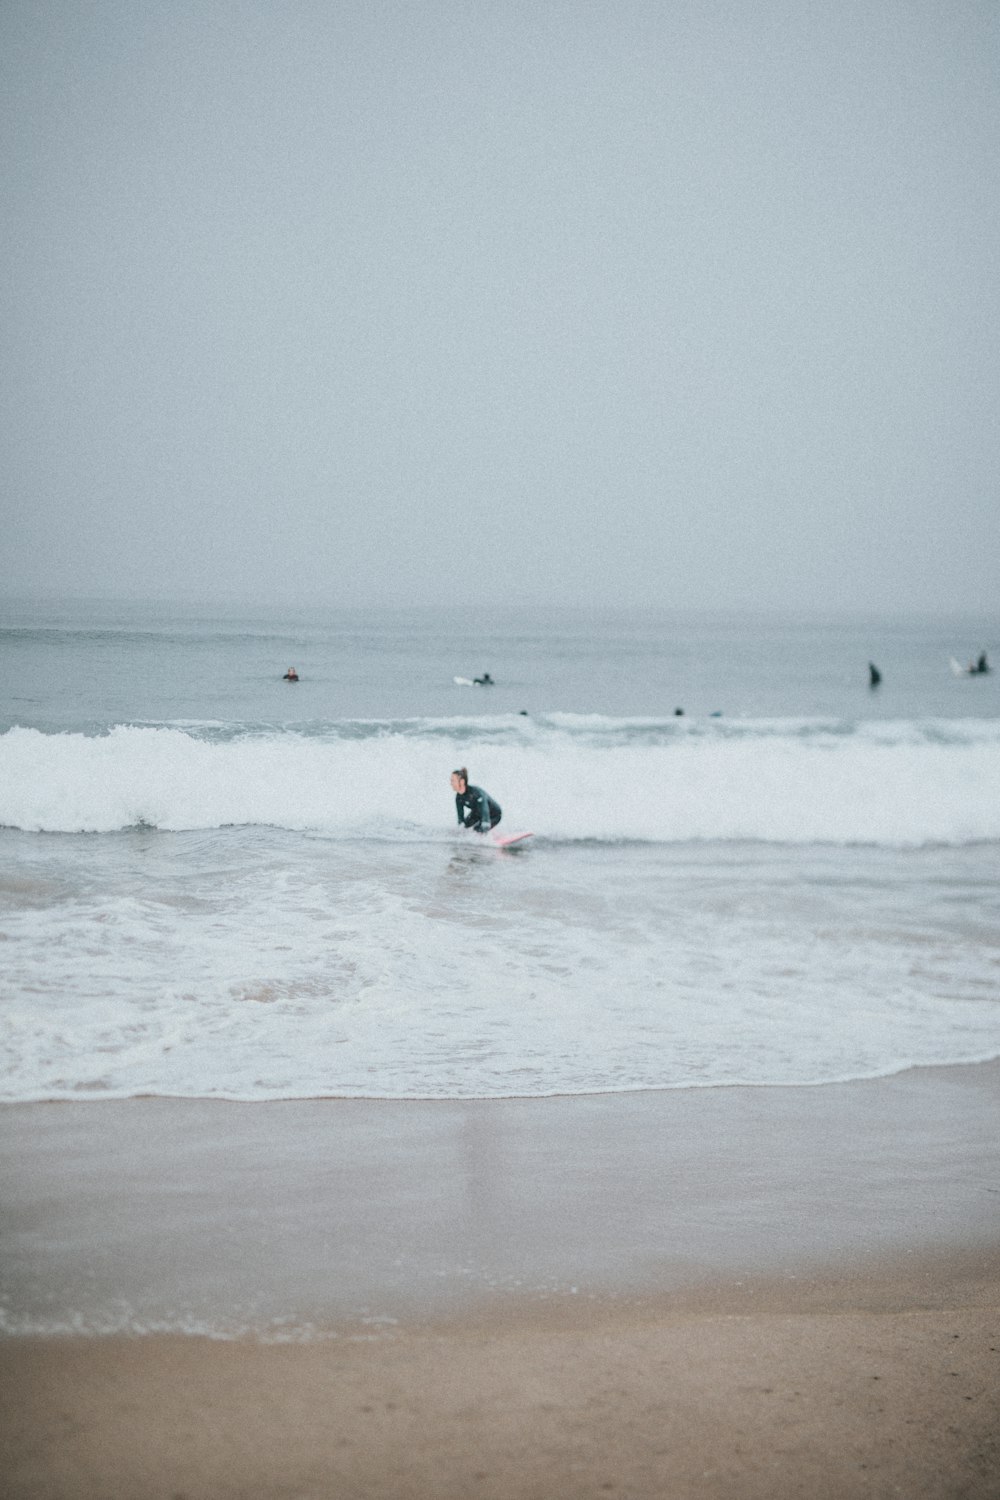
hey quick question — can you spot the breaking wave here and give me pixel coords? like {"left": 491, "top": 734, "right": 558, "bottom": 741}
{"left": 1, "top": 716, "right": 998, "bottom": 846}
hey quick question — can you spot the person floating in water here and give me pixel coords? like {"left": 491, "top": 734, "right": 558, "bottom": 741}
{"left": 283, "top": 667, "right": 299, "bottom": 681}
{"left": 869, "top": 662, "right": 881, "bottom": 687}
{"left": 451, "top": 768, "right": 502, "bottom": 833}
{"left": 473, "top": 672, "right": 494, "bottom": 685}
{"left": 954, "top": 652, "right": 991, "bottom": 675}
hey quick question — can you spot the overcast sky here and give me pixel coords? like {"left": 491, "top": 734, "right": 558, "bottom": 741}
{"left": 2, "top": 1, "right": 997, "bottom": 613}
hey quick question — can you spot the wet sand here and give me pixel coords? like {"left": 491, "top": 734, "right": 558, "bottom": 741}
{"left": 2, "top": 1063, "right": 999, "bottom": 1497}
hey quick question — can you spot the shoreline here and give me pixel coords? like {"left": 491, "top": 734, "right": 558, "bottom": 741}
{"left": 2, "top": 1060, "right": 999, "bottom": 1338}
{"left": 8, "top": 1045, "right": 1000, "bottom": 1106}
{"left": 3, "top": 1062, "right": 999, "bottom": 1497}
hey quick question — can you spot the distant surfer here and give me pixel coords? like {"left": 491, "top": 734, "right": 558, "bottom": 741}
{"left": 868, "top": 662, "right": 881, "bottom": 687}
{"left": 473, "top": 673, "right": 494, "bottom": 686}
{"left": 451, "top": 768, "right": 502, "bottom": 833}
{"left": 952, "top": 652, "right": 991, "bottom": 676}
{"left": 283, "top": 667, "right": 299, "bottom": 681}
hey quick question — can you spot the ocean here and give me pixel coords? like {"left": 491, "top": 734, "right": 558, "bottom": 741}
{"left": 2, "top": 599, "right": 999, "bottom": 1104}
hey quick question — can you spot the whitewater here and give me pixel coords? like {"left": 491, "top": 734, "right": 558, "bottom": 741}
{"left": 3, "top": 715, "right": 999, "bottom": 844}
{"left": 1, "top": 601, "right": 998, "bottom": 1104}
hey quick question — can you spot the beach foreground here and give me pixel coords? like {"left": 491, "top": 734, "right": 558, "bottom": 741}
{"left": 3, "top": 1270, "right": 999, "bottom": 1500}
{"left": 2, "top": 1064, "right": 999, "bottom": 1497}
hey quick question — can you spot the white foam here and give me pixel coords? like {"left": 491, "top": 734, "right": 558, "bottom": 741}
{"left": 2, "top": 829, "right": 999, "bottom": 1103}
{"left": 1, "top": 718, "right": 999, "bottom": 845}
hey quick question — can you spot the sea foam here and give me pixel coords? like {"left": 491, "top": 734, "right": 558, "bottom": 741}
{"left": 1, "top": 718, "right": 998, "bottom": 845}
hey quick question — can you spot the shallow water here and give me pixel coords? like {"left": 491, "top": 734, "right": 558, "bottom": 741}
{"left": 1, "top": 600, "right": 998, "bottom": 1101}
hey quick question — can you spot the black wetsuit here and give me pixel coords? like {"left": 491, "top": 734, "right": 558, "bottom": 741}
{"left": 455, "top": 784, "right": 502, "bottom": 833}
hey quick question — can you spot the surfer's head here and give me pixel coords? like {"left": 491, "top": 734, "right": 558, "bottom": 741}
{"left": 450, "top": 768, "right": 468, "bottom": 792}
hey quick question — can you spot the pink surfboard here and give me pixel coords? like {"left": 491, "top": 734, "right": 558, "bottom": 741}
{"left": 491, "top": 830, "right": 533, "bottom": 848}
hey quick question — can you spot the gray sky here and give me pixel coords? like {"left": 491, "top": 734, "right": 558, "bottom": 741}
{"left": 2, "top": 1, "right": 998, "bottom": 612}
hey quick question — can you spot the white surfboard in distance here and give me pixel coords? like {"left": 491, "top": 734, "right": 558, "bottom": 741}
{"left": 453, "top": 675, "right": 475, "bottom": 686}
{"left": 950, "top": 657, "right": 971, "bottom": 676}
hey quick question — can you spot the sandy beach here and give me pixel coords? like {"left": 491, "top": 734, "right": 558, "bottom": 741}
{"left": 2, "top": 1063, "right": 999, "bottom": 1497}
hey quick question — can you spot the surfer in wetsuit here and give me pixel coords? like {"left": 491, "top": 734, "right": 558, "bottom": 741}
{"left": 451, "top": 768, "right": 502, "bottom": 833}
{"left": 283, "top": 667, "right": 299, "bottom": 681}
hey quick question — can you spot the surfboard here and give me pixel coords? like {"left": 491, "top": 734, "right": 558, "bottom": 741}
{"left": 453, "top": 675, "right": 475, "bottom": 686}
{"left": 950, "top": 657, "right": 970, "bottom": 676}
{"left": 491, "top": 830, "right": 533, "bottom": 848}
